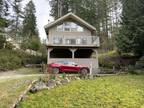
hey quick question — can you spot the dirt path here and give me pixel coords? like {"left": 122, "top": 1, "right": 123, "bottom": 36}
{"left": 0, "top": 70, "right": 18, "bottom": 76}
{"left": 0, "top": 70, "right": 43, "bottom": 82}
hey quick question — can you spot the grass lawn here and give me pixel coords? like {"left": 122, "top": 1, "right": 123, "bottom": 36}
{"left": 0, "top": 76, "right": 38, "bottom": 108}
{"left": 15, "top": 67, "right": 42, "bottom": 75}
{"left": 18, "top": 75, "right": 144, "bottom": 108}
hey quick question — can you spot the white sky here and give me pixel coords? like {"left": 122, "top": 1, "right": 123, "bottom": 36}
{"left": 22, "top": 0, "right": 54, "bottom": 41}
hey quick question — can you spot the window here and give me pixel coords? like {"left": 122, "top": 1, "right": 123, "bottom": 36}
{"left": 71, "top": 22, "right": 77, "bottom": 31}
{"left": 57, "top": 22, "right": 84, "bottom": 32}
{"left": 57, "top": 25, "right": 63, "bottom": 31}
{"left": 66, "top": 39, "right": 76, "bottom": 45}
{"left": 77, "top": 26, "right": 84, "bottom": 32}
{"left": 53, "top": 37, "right": 62, "bottom": 44}
{"left": 63, "top": 22, "right": 71, "bottom": 31}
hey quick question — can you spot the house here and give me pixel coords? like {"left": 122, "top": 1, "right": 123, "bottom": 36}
{"left": 44, "top": 13, "right": 100, "bottom": 71}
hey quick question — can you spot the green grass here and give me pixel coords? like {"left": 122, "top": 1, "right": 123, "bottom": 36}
{"left": 0, "top": 76, "right": 38, "bottom": 108}
{"left": 18, "top": 75, "right": 144, "bottom": 108}
{"left": 15, "top": 67, "right": 41, "bottom": 75}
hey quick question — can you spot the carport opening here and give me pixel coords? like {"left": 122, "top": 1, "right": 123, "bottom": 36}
{"left": 75, "top": 49, "right": 94, "bottom": 58}
{"left": 50, "top": 48, "right": 72, "bottom": 58}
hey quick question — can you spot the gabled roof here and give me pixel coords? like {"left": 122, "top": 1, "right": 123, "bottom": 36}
{"left": 44, "top": 13, "right": 96, "bottom": 31}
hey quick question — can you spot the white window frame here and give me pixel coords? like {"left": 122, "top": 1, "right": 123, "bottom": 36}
{"left": 56, "top": 22, "right": 84, "bottom": 32}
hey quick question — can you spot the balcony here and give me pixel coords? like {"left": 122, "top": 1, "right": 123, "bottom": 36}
{"left": 47, "top": 36, "right": 100, "bottom": 47}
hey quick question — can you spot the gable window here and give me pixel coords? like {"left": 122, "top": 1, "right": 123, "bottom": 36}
{"left": 63, "top": 22, "right": 71, "bottom": 31}
{"left": 71, "top": 22, "right": 77, "bottom": 31}
{"left": 57, "top": 22, "right": 84, "bottom": 32}
{"left": 57, "top": 25, "right": 63, "bottom": 31}
{"left": 77, "top": 26, "right": 84, "bottom": 32}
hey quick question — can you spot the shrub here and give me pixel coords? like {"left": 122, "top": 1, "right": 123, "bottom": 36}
{"left": 98, "top": 51, "right": 138, "bottom": 69}
{"left": 5, "top": 42, "right": 14, "bottom": 50}
{"left": 135, "top": 56, "right": 144, "bottom": 69}
{"left": 0, "top": 34, "right": 6, "bottom": 49}
{"left": 21, "top": 37, "right": 41, "bottom": 51}
{"left": 0, "top": 49, "right": 46, "bottom": 71}
{"left": 0, "top": 50, "right": 22, "bottom": 70}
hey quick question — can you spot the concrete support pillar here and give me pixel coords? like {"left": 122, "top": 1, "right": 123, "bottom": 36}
{"left": 47, "top": 48, "right": 53, "bottom": 64}
{"left": 70, "top": 49, "right": 76, "bottom": 59}
{"left": 93, "top": 49, "right": 99, "bottom": 68}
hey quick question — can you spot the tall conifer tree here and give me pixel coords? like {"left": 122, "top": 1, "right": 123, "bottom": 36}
{"left": 22, "top": 0, "right": 37, "bottom": 38}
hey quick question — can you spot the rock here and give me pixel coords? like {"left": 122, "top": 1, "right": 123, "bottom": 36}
{"left": 65, "top": 77, "right": 70, "bottom": 82}
{"left": 29, "top": 86, "right": 38, "bottom": 93}
{"left": 46, "top": 79, "right": 56, "bottom": 88}
{"left": 29, "top": 81, "right": 47, "bottom": 93}
{"left": 60, "top": 79, "right": 68, "bottom": 84}
{"left": 56, "top": 80, "right": 62, "bottom": 85}
{"left": 76, "top": 77, "right": 80, "bottom": 80}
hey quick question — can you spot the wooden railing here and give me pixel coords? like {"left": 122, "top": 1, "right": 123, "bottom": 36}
{"left": 48, "top": 36, "right": 100, "bottom": 47}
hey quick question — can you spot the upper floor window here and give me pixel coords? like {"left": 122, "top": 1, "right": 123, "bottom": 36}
{"left": 57, "top": 22, "right": 84, "bottom": 32}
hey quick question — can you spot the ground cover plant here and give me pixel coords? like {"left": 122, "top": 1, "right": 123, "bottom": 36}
{"left": 19, "top": 75, "right": 144, "bottom": 108}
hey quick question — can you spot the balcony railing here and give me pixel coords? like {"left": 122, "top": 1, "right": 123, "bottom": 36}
{"left": 48, "top": 36, "right": 100, "bottom": 47}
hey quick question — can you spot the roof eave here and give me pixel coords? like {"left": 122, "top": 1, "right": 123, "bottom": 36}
{"left": 44, "top": 13, "right": 96, "bottom": 31}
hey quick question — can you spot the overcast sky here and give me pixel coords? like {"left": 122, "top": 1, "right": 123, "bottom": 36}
{"left": 23, "top": 0, "right": 54, "bottom": 40}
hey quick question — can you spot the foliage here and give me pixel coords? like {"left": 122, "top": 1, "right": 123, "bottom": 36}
{"left": 21, "top": 37, "right": 41, "bottom": 51}
{"left": 38, "top": 44, "right": 47, "bottom": 63}
{"left": 0, "top": 49, "right": 45, "bottom": 71}
{"left": 98, "top": 51, "right": 138, "bottom": 69}
{"left": 8, "top": 0, "right": 23, "bottom": 38}
{"left": 135, "top": 56, "right": 144, "bottom": 69}
{"left": 5, "top": 41, "right": 14, "bottom": 49}
{"left": 0, "top": 0, "right": 8, "bottom": 28}
{"left": 22, "top": 0, "right": 37, "bottom": 38}
{"left": 18, "top": 75, "right": 144, "bottom": 108}
{"left": 0, "top": 49, "right": 22, "bottom": 70}
{"left": 116, "top": 0, "right": 144, "bottom": 56}
{"left": 0, "top": 34, "right": 6, "bottom": 49}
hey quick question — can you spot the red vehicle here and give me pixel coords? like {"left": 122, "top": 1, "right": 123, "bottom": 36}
{"left": 48, "top": 61, "right": 89, "bottom": 74}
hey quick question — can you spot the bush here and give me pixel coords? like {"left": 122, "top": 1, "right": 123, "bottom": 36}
{"left": 98, "top": 51, "right": 138, "bottom": 69}
{"left": 0, "top": 49, "right": 22, "bottom": 70}
{"left": 5, "top": 42, "right": 14, "bottom": 50}
{"left": 135, "top": 56, "right": 144, "bottom": 69}
{"left": 21, "top": 37, "right": 41, "bottom": 51}
{"left": 0, "top": 49, "right": 46, "bottom": 71}
{"left": 0, "top": 34, "right": 6, "bottom": 49}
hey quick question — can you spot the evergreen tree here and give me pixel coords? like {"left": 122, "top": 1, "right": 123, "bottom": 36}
{"left": 9, "top": 0, "right": 23, "bottom": 39}
{"left": 22, "top": 0, "right": 37, "bottom": 38}
{"left": 116, "top": 0, "right": 144, "bottom": 56}
{"left": 0, "top": 0, "right": 7, "bottom": 49}
{"left": 0, "top": 0, "right": 8, "bottom": 31}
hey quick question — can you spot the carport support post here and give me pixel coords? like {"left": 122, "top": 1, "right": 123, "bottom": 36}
{"left": 70, "top": 49, "right": 76, "bottom": 59}
{"left": 93, "top": 49, "right": 99, "bottom": 73}
{"left": 47, "top": 48, "right": 53, "bottom": 64}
